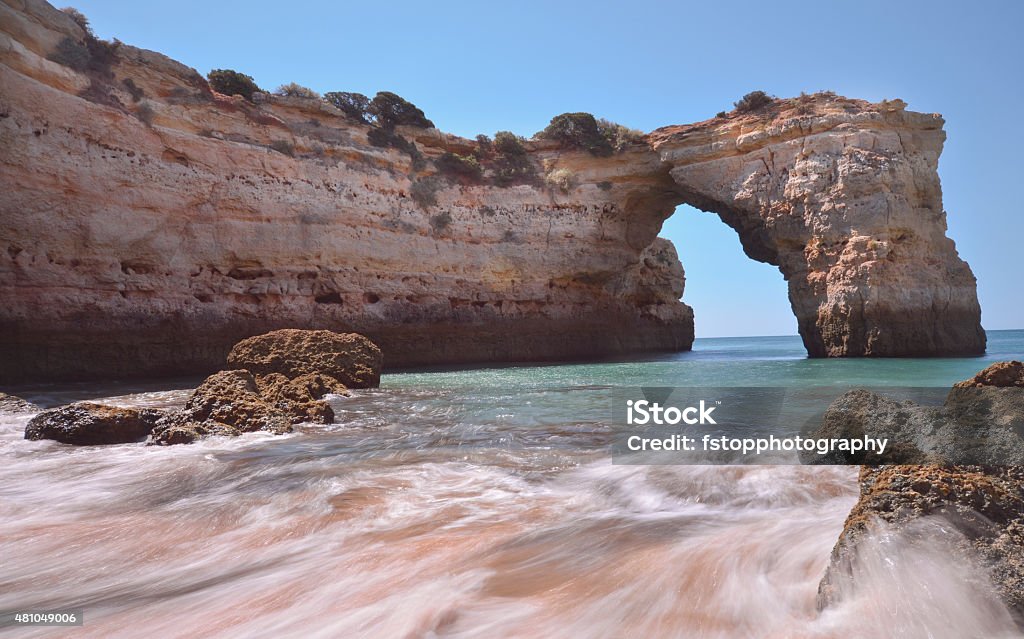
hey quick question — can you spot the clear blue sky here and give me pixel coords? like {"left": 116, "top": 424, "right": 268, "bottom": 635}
{"left": 72, "top": 0, "right": 1023, "bottom": 337}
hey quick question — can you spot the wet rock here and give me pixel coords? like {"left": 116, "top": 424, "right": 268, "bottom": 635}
{"left": 803, "top": 390, "right": 936, "bottom": 464}
{"left": 25, "top": 403, "right": 163, "bottom": 445}
{"left": 227, "top": 329, "right": 383, "bottom": 389}
{"left": 149, "top": 370, "right": 293, "bottom": 445}
{"left": 149, "top": 369, "right": 340, "bottom": 445}
{"left": 818, "top": 465, "right": 1024, "bottom": 623}
{"left": 256, "top": 372, "right": 348, "bottom": 424}
{"left": 817, "top": 363, "right": 1024, "bottom": 626}
{"left": 0, "top": 391, "right": 40, "bottom": 414}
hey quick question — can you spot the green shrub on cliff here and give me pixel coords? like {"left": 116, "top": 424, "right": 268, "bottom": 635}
{"left": 545, "top": 167, "right": 576, "bottom": 192}
{"left": 49, "top": 37, "right": 91, "bottom": 71}
{"left": 435, "top": 152, "right": 483, "bottom": 182}
{"left": 474, "top": 134, "right": 493, "bottom": 158}
{"left": 597, "top": 118, "right": 645, "bottom": 152}
{"left": 274, "top": 82, "right": 320, "bottom": 99}
{"left": 269, "top": 140, "right": 295, "bottom": 156}
{"left": 537, "top": 112, "right": 612, "bottom": 156}
{"left": 207, "top": 69, "right": 262, "bottom": 101}
{"left": 537, "top": 113, "right": 642, "bottom": 156}
{"left": 410, "top": 177, "right": 441, "bottom": 209}
{"left": 324, "top": 91, "right": 371, "bottom": 122}
{"left": 734, "top": 90, "right": 773, "bottom": 113}
{"left": 491, "top": 131, "right": 536, "bottom": 186}
{"left": 368, "top": 91, "right": 434, "bottom": 129}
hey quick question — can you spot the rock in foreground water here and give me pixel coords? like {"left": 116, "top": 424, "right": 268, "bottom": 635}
{"left": 150, "top": 368, "right": 347, "bottom": 445}
{"left": 817, "top": 362, "right": 1024, "bottom": 626}
{"left": 227, "top": 329, "right": 383, "bottom": 388}
{"left": 25, "top": 403, "right": 163, "bottom": 445}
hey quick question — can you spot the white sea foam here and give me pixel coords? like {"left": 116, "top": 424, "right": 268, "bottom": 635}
{"left": 0, "top": 385, "right": 1020, "bottom": 638}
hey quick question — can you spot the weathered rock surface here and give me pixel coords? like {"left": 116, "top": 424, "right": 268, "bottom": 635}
{"left": 954, "top": 360, "right": 1024, "bottom": 388}
{"left": 228, "top": 329, "right": 381, "bottom": 388}
{"left": 804, "top": 363, "right": 1024, "bottom": 466}
{"left": 818, "top": 365, "right": 1024, "bottom": 625}
{"left": 819, "top": 465, "right": 1024, "bottom": 624}
{"left": 255, "top": 371, "right": 347, "bottom": 425}
{"left": 25, "top": 402, "right": 162, "bottom": 444}
{"left": 0, "top": 391, "right": 39, "bottom": 413}
{"left": 149, "top": 368, "right": 339, "bottom": 445}
{"left": 0, "top": 0, "right": 983, "bottom": 382}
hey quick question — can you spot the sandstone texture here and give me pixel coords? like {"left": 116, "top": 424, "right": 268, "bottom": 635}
{"left": 0, "top": 391, "right": 39, "bottom": 413}
{"left": 227, "top": 329, "right": 381, "bottom": 388}
{"left": 818, "top": 364, "right": 1024, "bottom": 625}
{"left": 150, "top": 369, "right": 297, "bottom": 445}
{"left": 0, "top": 0, "right": 983, "bottom": 382}
{"left": 150, "top": 329, "right": 357, "bottom": 444}
{"left": 25, "top": 402, "right": 162, "bottom": 444}
{"left": 954, "top": 360, "right": 1024, "bottom": 388}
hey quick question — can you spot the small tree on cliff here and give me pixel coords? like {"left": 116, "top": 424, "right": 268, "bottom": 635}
{"left": 491, "top": 131, "right": 536, "bottom": 186}
{"left": 368, "top": 91, "right": 434, "bottom": 129}
{"left": 733, "top": 90, "right": 774, "bottom": 113}
{"left": 324, "top": 91, "right": 371, "bottom": 122}
{"left": 207, "top": 69, "right": 262, "bottom": 101}
{"left": 537, "top": 112, "right": 613, "bottom": 156}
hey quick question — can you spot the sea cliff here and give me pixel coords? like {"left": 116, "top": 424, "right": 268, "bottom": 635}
{"left": 0, "top": 0, "right": 983, "bottom": 381}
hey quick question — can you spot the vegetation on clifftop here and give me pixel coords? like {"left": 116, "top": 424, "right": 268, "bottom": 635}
{"left": 207, "top": 69, "right": 262, "bottom": 101}
{"left": 733, "top": 90, "right": 773, "bottom": 113}
{"left": 274, "top": 83, "right": 320, "bottom": 99}
{"left": 536, "top": 112, "right": 643, "bottom": 156}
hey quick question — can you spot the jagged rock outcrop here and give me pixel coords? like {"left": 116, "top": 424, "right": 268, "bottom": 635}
{"left": 0, "top": 0, "right": 983, "bottom": 381}
{"left": 25, "top": 402, "right": 162, "bottom": 444}
{"left": 227, "top": 329, "right": 381, "bottom": 388}
{"left": 151, "top": 329, "right": 357, "bottom": 444}
{"left": 150, "top": 369, "right": 299, "bottom": 445}
{"left": 818, "top": 363, "right": 1024, "bottom": 626}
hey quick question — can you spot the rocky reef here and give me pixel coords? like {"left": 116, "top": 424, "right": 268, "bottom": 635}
{"left": 23, "top": 328, "right": 379, "bottom": 445}
{"left": 817, "top": 362, "right": 1024, "bottom": 626}
{"left": 0, "top": 0, "right": 984, "bottom": 382}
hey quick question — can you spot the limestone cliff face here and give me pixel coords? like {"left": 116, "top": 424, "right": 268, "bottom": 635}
{"left": 650, "top": 98, "right": 985, "bottom": 357}
{"left": 0, "top": 0, "right": 983, "bottom": 381}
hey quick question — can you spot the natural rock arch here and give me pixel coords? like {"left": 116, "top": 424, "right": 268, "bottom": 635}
{"left": 644, "top": 96, "right": 985, "bottom": 357}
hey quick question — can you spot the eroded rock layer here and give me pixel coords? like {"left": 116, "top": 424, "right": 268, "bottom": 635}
{"left": 0, "top": 0, "right": 983, "bottom": 381}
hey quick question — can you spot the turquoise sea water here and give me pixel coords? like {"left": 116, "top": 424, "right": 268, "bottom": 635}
{"left": 387, "top": 329, "right": 1024, "bottom": 391}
